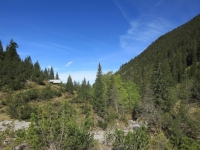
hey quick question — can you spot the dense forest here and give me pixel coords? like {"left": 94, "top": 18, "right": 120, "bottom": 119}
{"left": 0, "top": 14, "right": 200, "bottom": 149}
{"left": 0, "top": 39, "right": 58, "bottom": 91}
{"left": 117, "top": 14, "right": 200, "bottom": 92}
{"left": 116, "top": 14, "right": 200, "bottom": 149}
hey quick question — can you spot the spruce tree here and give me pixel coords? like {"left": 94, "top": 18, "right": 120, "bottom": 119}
{"left": 32, "top": 61, "right": 44, "bottom": 84}
{"left": 0, "top": 40, "right": 3, "bottom": 61}
{"left": 0, "top": 41, "right": 3, "bottom": 87}
{"left": 55, "top": 72, "right": 59, "bottom": 79}
{"left": 23, "top": 56, "right": 33, "bottom": 79}
{"left": 150, "top": 58, "right": 172, "bottom": 112}
{"left": 4, "top": 39, "right": 20, "bottom": 62}
{"left": 66, "top": 75, "right": 74, "bottom": 94}
{"left": 49, "top": 66, "right": 54, "bottom": 79}
{"left": 80, "top": 78, "right": 87, "bottom": 101}
{"left": 43, "top": 68, "right": 49, "bottom": 79}
{"left": 93, "top": 63, "right": 105, "bottom": 117}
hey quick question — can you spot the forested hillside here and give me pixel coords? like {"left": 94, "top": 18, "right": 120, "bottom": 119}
{"left": 0, "top": 39, "right": 58, "bottom": 91}
{"left": 0, "top": 15, "right": 200, "bottom": 149}
{"left": 116, "top": 14, "right": 200, "bottom": 149}
{"left": 117, "top": 14, "right": 200, "bottom": 90}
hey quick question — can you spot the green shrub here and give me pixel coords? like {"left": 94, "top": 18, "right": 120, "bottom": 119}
{"left": 98, "top": 120, "right": 108, "bottom": 130}
{"left": 105, "top": 112, "right": 118, "bottom": 123}
{"left": 24, "top": 89, "right": 38, "bottom": 102}
{"left": 1, "top": 100, "right": 6, "bottom": 105}
{"left": 26, "top": 102, "right": 93, "bottom": 150}
{"left": 107, "top": 126, "right": 149, "bottom": 150}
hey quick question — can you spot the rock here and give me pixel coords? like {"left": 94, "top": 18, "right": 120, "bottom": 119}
{"left": 92, "top": 130, "right": 106, "bottom": 144}
{"left": 15, "top": 143, "right": 29, "bottom": 150}
{"left": 127, "top": 120, "right": 141, "bottom": 131}
{"left": 0, "top": 120, "right": 31, "bottom": 132}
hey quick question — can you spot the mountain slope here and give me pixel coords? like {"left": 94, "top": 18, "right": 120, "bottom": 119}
{"left": 117, "top": 14, "right": 200, "bottom": 89}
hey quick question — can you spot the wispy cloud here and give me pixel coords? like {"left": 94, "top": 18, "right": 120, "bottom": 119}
{"left": 29, "top": 42, "right": 69, "bottom": 54}
{"left": 119, "top": 15, "right": 172, "bottom": 53}
{"left": 65, "top": 61, "right": 73, "bottom": 67}
{"left": 155, "top": 0, "right": 164, "bottom": 6}
{"left": 113, "top": 0, "right": 131, "bottom": 22}
{"left": 50, "top": 43, "right": 74, "bottom": 51}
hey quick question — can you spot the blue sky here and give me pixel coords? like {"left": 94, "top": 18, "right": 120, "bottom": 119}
{"left": 1, "top": 0, "right": 200, "bottom": 84}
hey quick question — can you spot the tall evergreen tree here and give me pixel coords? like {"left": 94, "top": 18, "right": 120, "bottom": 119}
{"left": 32, "top": 61, "right": 44, "bottom": 84}
{"left": 93, "top": 63, "right": 105, "bottom": 117}
{"left": 80, "top": 78, "right": 87, "bottom": 101}
{"left": 55, "top": 72, "right": 59, "bottom": 79}
{"left": 49, "top": 66, "right": 54, "bottom": 79}
{"left": 4, "top": 39, "right": 20, "bottom": 62}
{"left": 3, "top": 39, "right": 22, "bottom": 85}
{"left": 66, "top": 75, "right": 74, "bottom": 94}
{"left": 150, "top": 58, "right": 172, "bottom": 112}
{"left": 43, "top": 68, "right": 49, "bottom": 79}
{"left": 0, "top": 41, "right": 3, "bottom": 87}
{"left": 33, "top": 61, "right": 41, "bottom": 77}
{"left": 23, "top": 56, "right": 33, "bottom": 79}
{"left": 0, "top": 40, "right": 3, "bottom": 61}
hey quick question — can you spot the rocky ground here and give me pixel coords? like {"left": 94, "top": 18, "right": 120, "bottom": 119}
{"left": 0, "top": 120, "right": 30, "bottom": 132}
{"left": 92, "top": 120, "right": 141, "bottom": 143}
{"left": 0, "top": 120, "right": 142, "bottom": 150}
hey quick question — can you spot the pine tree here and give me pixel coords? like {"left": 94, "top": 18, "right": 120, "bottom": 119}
{"left": 66, "top": 75, "right": 74, "bottom": 94}
{"left": 55, "top": 72, "right": 59, "bottom": 79}
{"left": 150, "top": 58, "right": 172, "bottom": 112}
{"left": 80, "top": 78, "right": 92, "bottom": 102}
{"left": 81, "top": 78, "right": 87, "bottom": 101}
{"left": 32, "top": 61, "right": 44, "bottom": 84}
{"left": 33, "top": 61, "right": 41, "bottom": 78}
{"left": 93, "top": 63, "right": 105, "bottom": 117}
{"left": 0, "top": 40, "right": 3, "bottom": 61}
{"left": 49, "top": 66, "right": 54, "bottom": 79}
{"left": 0, "top": 41, "right": 3, "bottom": 87}
{"left": 23, "top": 56, "right": 33, "bottom": 79}
{"left": 43, "top": 68, "right": 49, "bottom": 79}
{"left": 4, "top": 39, "right": 20, "bottom": 62}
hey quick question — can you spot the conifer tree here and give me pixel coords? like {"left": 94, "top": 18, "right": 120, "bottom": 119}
{"left": 55, "top": 72, "right": 59, "bottom": 79}
{"left": 32, "top": 61, "right": 44, "bottom": 84}
{"left": 33, "top": 61, "right": 41, "bottom": 78}
{"left": 79, "top": 78, "right": 92, "bottom": 102}
{"left": 23, "top": 56, "right": 33, "bottom": 79}
{"left": 80, "top": 78, "right": 87, "bottom": 101}
{"left": 93, "top": 63, "right": 105, "bottom": 117}
{"left": 0, "top": 41, "right": 3, "bottom": 87}
{"left": 66, "top": 75, "right": 74, "bottom": 94}
{"left": 0, "top": 40, "right": 3, "bottom": 61}
{"left": 150, "top": 58, "right": 172, "bottom": 112}
{"left": 4, "top": 39, "right": 20, "bottom": 62}
{"left": 43, "top": 68, "right": 49, "bottom": 79}
{"left": 49, "top": 66, "right": 54, "bottom": 79}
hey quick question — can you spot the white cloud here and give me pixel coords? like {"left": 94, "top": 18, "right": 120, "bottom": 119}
{"left": 65, "top": 61, "right": 73, "bottom": 67}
